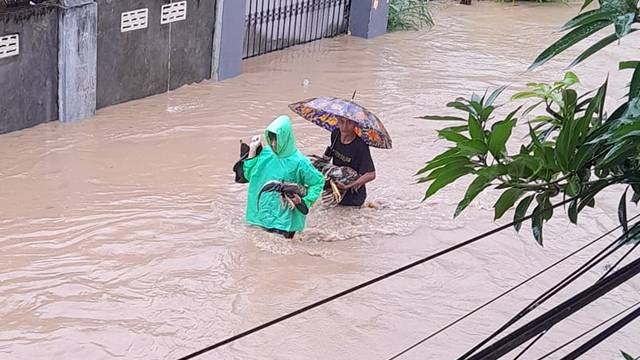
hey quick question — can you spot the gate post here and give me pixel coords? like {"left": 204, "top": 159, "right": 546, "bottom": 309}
{"left": 58, "top": 0, "right": 98, "bottom": 122}
{"left": 349, "top": 0, "right": 389, "bottom": 39}
{"left": 211, "top": 0, "right": 245, "bottom": 81}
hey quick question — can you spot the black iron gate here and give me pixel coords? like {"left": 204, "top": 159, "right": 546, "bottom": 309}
{"left": 243, "top": 0, "right": 351, "bottom": 59}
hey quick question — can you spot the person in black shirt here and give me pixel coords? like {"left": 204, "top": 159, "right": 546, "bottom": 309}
{"left": 325, "top": 118, "right": 376, "bottom": 207}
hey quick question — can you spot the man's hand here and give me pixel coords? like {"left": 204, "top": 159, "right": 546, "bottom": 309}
{"left": 248, "top": 135, "right": 261, "bottom": 158}
{"left": 335, "top": 181, "right": 351, "bottom": 191}
{"left": 289, "top": 194, "right": 302, "bottom": 205}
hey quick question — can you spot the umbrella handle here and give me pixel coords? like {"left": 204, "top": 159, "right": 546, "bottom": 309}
{"left": 351, "top": 90, "right": 357, "bottom": 100}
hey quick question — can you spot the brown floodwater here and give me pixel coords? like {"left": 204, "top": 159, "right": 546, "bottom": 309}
{"left": 2, "top": 2, "right": 640, "bottom": 359}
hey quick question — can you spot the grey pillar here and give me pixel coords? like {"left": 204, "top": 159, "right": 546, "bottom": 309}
{"left": 349, "top": 0, "right": 389, "bottom": 39}
{"left": 211, "top": 0, "right": 246, "bottom": 81}
{"left": 58, "top": 0, "right": 97, "bottom": 122}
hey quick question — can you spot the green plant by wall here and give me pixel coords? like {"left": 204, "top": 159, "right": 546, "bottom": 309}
{"left": 388, "top": 0, "right": 434, "bottom": 31}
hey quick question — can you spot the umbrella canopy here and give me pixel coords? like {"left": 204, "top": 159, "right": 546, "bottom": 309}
{"left": 289, "top": 96, "right": 392, "bottom": 149}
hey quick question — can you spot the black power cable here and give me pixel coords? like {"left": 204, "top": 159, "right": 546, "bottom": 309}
{"left": 465, "top": 256, "right": 640, "bottom": 360}
{"left": 458, "top": 223, "right": 640, "bottom": 360}
{"left": 513, "top": 226, "right": 640, "bottom": 360}
{"left": 536, "top": 300, "right": 640, "bottom": 360}
{"left": 385, "top": 216, "right": 640, "bottom": 360}
{"left": 559, "top": 305, "right": 640, "bottom": 360}
{"left": 176, "top": 198, "right": 575, "bottom": 360}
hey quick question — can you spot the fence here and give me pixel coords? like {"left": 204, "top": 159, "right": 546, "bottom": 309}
{"left": 243, "top": 0, "right": 351, "bottom": 59}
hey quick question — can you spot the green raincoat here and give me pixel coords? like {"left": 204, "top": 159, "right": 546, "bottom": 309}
{"left": 243, "top": 115, "right": 325, "bottom": 232}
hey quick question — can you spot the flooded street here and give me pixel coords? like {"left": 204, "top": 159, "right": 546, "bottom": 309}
{"left": 2, "top": 2, "right": 640, "bottom": 359}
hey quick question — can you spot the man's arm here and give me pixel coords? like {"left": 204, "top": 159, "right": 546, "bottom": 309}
{"left": 338, "top": 171, "right": 376, "bottom": 191}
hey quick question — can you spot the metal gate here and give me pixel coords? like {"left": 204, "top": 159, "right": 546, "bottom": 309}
{"left": 243, "top": 0, "right": 351, "bottom": 59}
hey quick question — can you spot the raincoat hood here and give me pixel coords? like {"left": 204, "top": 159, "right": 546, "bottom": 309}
{"left": 265, "top": 115, "right": 297, "bottom": 157}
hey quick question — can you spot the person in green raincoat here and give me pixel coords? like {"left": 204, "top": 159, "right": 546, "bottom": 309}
{"left": 241, "top": 115, "right": 325, "bottom": 238}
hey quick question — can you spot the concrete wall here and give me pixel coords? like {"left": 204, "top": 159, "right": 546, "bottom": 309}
{"left": 0, "top": 6, "right": 58, "bottom": 134}
{"left": 96, "top": 0, "right": 216, "bottom": 108}
{"left": 96, "top": 0, "right": 170, "bottom": 108}
{"left": 170, "top": 0, "right": 216, "bottom": 90}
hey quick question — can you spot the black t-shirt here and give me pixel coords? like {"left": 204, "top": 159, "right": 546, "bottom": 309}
{"left": 330, "top": 129, "right": 375, "bottom": 206}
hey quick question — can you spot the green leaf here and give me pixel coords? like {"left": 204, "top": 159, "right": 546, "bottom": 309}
{"left": 598, "top": 141, "right": 636, "bottom": 169}
{"left": 494, "top": 188, "right": 525, "bottom": 220}
{"left": 621, "top": 351, "right": 635, "bottom": 360}
{"left": 530, "top": 115, "right": 556, "bottom": 124}
{"left": 616, "top": 129, "right": 640, "bottom": 141}
{"left": 455, "top": 175, "right": 493, "bottom": 217}
{"left": 419, "top": 115, "right": 467, "bottom": 121}
{"left": 443, "top": 125, "right": 469, "bottom": 133}
{"left": 619, "top": 61, "right": 640, "bottom": 70}
{"left": 514, "top": 195, "right": 535, "bottom": 232}
{"left": 479, "top": 106, "right": 495, "bottom": 122}
{"left": 529, "top": 124, "right": 544, "bottom": 150}
{"left": 619, "top": 188, "right": 629, "bottom": 234}
{"left": 530, "top": 20, "right": 612, "bottom": 70}
{"left": 416, "top": 155, "right": 471, "bottom": 176}
{"left": 597, "top": 77, "right": 609, "bottom": 125}
{"left": 438, "top": 129, "right": 470, "bottom": 144}
{"left": 575, "top": 80, "right": 607, "bottom": 144}
{"left": 511, "top": 92, "right": 538, "bottom": 101}
{"left": 428, "top": 148, "right": 460, "bottom": 164}
{"left": 632, "top": 184, "right": 640, "bottom": 204}
{"left": 570, "top": 31, "right": 638, "bottom": 67}
{"left": 447, "top": 101, "right": 471, "bottom": 112}
{"left": 486, "top": 86, "right": 507, "bottom": 107}
{"left": 509, "top": 154, "right": 542, "bottom": 179}
{"left": 469, "top": 101, "right": 485, "bottom": 118}
{"left": 601, "top": 0, "right": 638, "bottom": 13}
{"left": 420, "top": 158, "right": 473, "bottom": 182}
{"left": 578, "top": 180, "right": 610, "bottom": 212}
{"left": 629, "top": 61, "right": 640, "bottom": 100}
{"left": 581, "top": 0, "right": 594, "bottom": 10}
{"left": 480, "top": 88, "right": 488, "bottom": 104}
{"left": 606, "top": 101, "right": 632, "bottom": 126}
{"left": 614, "top": 13, "right": 635, "bottom": 38}
{"left": 542, "top": 146, "right": 559, "bottom": 172}
{"left": 568, "top": 199, "right": 579, "bottom": 224}
{"left": 532, "top": 207, "right": 544, "bottom": 245}
{"left": 578, "top": 168, "right": 592, "bottom": 183}
{"left": 555, "top": 90, "right": 579, "bottom": 171}
{"left": 469, "top": 116, "right": 485, "bottom": 142}
{"left": 539, "top": 193, "right": 554, "bottom": 221}
{"left": 488, "top": 119, "right": 516, "bottom": 159}
{"left": 459, "top": 139, "right": 489, "bottom": 155}
{"left": 566, "top": 177, "right": 581, "bottom": 197}
{"left": 626, "top": 0, "right": 640, "bottom": 10}
{"left": 423, "top": 166, "right": 474, "bottom": 200}
{"left": 560, "top": 9, "right": 616, "bottom": 31}
{"left": 561, "top": 71, "right": 580, "bottom": 87}
{"left": 416, "top": 148, "right": 461, "bottom": 175}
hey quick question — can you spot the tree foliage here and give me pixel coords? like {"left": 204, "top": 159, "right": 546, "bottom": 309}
{"left": 418, "top": 0, "right": 640, "bottom": 244}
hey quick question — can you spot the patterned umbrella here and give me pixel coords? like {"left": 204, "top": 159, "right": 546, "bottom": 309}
{"left": 289, "top": 96, "right": 392, "bottom": 149}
